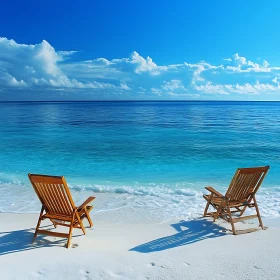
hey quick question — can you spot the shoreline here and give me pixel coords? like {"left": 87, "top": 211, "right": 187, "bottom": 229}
{"left": 1, "top": 212, "right": 280, "bottom": 279}
{"left": 1, "top": 182, "right": 280, "bottom": 223}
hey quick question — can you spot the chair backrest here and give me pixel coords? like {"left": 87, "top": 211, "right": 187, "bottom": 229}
{"left": 225, "top": 166, "right": 269, "bottom": 201}
{"left": 28, "top": 174, "right": 76, "bottom": 216}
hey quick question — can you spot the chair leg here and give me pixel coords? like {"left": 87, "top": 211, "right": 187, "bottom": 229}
{"left": 66, "top": 225, "right": 73, "bottom": 249}
{"left": 226, "top": 202, "right": 236, "bottom": 235}
{"left": 253, "top": 195, "right": 264, "bottom": 230}
{"left": 33, "top": 206, "right": 44, "bottom": 243}
{"left": 213, "top": 207, "right": 221, "bottom": 222}
{"left": 66, "top": 213, "right": 75, "bottom": 248}
{"left": 76, "top": 213, "right": 86, "bottom": 235}
{"left": 239, "top": 205, "right": 248, "bottom": 216}
{"left": 203, "top": 194, "right": 212, "bottom": 217}
{"left": 213, "top": 200, "right": 225, "bottom": 222}
{"left": 85, "top": 209, "right": 93, "bottom": 227}
{"left": 240, "top": 195, "right": 254, "bottom": 216}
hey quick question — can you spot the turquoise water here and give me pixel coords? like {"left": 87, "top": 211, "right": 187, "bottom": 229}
{"left": 0, "top": 101, "right": 279, "bottom": 220}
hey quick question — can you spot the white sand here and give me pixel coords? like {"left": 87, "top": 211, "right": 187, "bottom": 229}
{"left": 1, "top": 211, "right": 280, "bottom": 280}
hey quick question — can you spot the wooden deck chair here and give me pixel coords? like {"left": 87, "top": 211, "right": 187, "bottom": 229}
{"left": 203, "top": 166, "right": 269, "bottom": 235}
{"left": 28, "top": 174, "right": 95, "bottom": 248}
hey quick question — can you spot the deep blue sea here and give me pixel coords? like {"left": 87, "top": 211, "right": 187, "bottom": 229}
{"left": 0, "top": 101, "right": 279, "bottom": 221}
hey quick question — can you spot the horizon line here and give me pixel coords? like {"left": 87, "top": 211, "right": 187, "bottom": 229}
{"left": 1, "top": 100, "right": 280, "bottom": 103}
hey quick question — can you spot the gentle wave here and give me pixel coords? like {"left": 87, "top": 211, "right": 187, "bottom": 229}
{"left": 0, "top": 181, "right": 279, "bottom": 222}
{"left": 70, "top": 183, "right": 200, "bottom": 197}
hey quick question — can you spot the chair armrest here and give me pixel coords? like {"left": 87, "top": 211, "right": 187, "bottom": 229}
{"left": 205, "top": 186, "right": 224, "bottom": 197}
{"left": 77, "top": 196, "right": 95, "bottom": 210}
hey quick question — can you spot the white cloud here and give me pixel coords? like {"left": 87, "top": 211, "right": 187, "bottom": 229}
{"left": 8, "top": 76, "right": 27, "bottom": 87}
{"left": 224, "top": 53, "right": 271, "bottom": 73}
{"left": 2, "top": 37, "right": 280, "bottom": 100}
{"left": 162, "top": 80, "right": 186, "bottom": 91}
{"left": 263, "top": 60, "right": 269, "bottom": 68}
{"left": 151, "top": 88, "right": 162, "bottom": 96}
{"left": 0, "top": 37, "right": 123, "bottom": 92}
{"left": 120, "top": 82, "right": 130, "bottom": 90}
{"left": 272, "top": 77, "right": 279, "bottom": 85}
{"left": 194, "top": 82, "right": 230, "bottom": 95}
{"left": 88, "top": 58, "right": 111, "bottom": 66}
{"left": 130, "top": 51, "right": 168, "bottom": 75}
{"left": 167, "top": 92, "right": 199, "bottom": 97}
{"left": 34, "top": 40, "right": 62, "bottom": 76}
{"left": 58, "top": 50, "right": 78, "bottom": 57}
{"left": 195, "top": 81, "right": 280, "bottom": 95}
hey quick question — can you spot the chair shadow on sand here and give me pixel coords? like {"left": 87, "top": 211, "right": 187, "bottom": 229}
{"left": 130, "top": 218, "right": 227, "bottom": 253}
{"left": 0, "top": 225, "right": 82, "bottom": 255}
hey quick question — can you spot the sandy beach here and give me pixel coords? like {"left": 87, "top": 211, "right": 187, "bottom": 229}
{"left": 2, "top": 1, "right": 280, "bottom": 279}
{"left": 1, "top": 210, "right": 280, "bottom": 280}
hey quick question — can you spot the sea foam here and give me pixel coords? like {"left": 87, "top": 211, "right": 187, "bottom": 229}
{"left": 0, "top": 180, "right": 279, "bottom": 223}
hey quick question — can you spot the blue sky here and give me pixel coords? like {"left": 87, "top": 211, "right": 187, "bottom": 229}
{"left": 1, "top": 0, "right": 280, "bottom": 100}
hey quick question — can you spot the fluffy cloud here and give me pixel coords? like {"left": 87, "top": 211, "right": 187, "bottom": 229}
{"left": 130, "top": 51, "right": 168, "bottom": 75}
{"left": 1, "top": 37, "right": 280, "bottom": 100}
{"left": 223, "top": 53, "right": 271, "bottom": 73}
{"left": 195, "top": 81, "right": 280, "bottom": 95}
{"left": 0, "top": 37, "right": 123, "bottom": 93}
{"left": 162, "top": 80, "right": 186, "bottom": 91}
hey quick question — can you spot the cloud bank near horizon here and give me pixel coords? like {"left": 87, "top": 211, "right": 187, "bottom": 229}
{"left": 1, "top": 37, "right": 280, "bottom": 100}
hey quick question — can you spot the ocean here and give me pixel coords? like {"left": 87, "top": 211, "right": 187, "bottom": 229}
{"left": 0, "top": 101, "right": 279, "bottom": 222}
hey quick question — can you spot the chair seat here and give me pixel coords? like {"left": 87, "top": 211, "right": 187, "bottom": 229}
{"left": 203, "top": 195, "right": 250, "bottom": 207}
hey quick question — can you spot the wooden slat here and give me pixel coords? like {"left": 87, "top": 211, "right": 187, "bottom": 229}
{"left": 58, "top": 184, "right": 73, "bottom": 214}
{"left": 235, "top": 173, "right": 250, "bottom": 199}
{"left": 228, "top": 200, "right": 250, "bottom": 207}
{"left": 203, "top": 195, "right": 224, "bottom": 204}
{"left": 37, "top": 229, "right": 69, "bottom": 238}
{"left": 44, "top": 213, "right": 72, "bottom": 221}
{"left": 57, "top": 184, "right": 71, "bottom": 215}
{"left": 38, "top": 183, "right": 55, "bottom": 213}
{"left": 29, "top": 174, "right": 74, "bottom": 215}
{"left": 226, "top": 167, "right": 269, "bottom": 201}
{"left": 238, "top": 166, "right": 269, "bottom": 173}
{"left": 205, "top": 187, "right": 223, "bottom": 197}
{"left": 240, "top": 173, "right": 259, "bottom": 200}
{"left": 46, "top": 183, "right": 60, "bottom": 214}
{"left": 50, "top": 183, "right": 67, "bottom": 214}
{"left": 29, "top": 174, "right": 65, "bottom": 184}
{"left": 61, "top": 175, "right": 76, "bottom": 209}
{"left": 50, "top": 183, "right": 65, "bottom": 214}
{"left": 234, "top": 227, "right": 267, "bottom": 235}
{"left": 230, "top": 173, "right": 245, "bottom": 200}
{"left": 56, "top": 184, "right": 71, "bottom": 214}
{"left": 226, "top": 168, "right": 240, "bottom": 199}
{"left": 77, "top": 197, "right": 95, "bottom": 210}
{"left": 44, "top": 183, "right": 58, "bottom": 214}
{"left": 51, "top": 222, "right": 71, "bottom": 227}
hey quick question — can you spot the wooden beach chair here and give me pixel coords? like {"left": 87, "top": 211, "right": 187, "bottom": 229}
{"left": 28, "top": 174, "right": 95, "bottom": 248}
{"left": 203, "top": 166, "right": 269, "bottom": 235}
